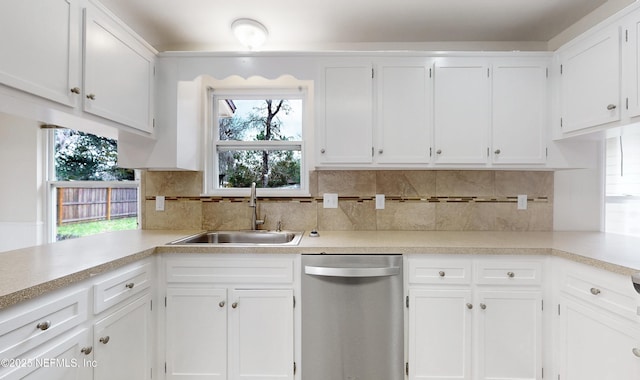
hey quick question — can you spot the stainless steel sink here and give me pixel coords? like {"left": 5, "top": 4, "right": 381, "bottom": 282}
{"left": 168, "top": 230, "right": 303, "bottom": 246}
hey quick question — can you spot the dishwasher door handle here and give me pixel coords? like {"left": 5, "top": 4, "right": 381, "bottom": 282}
{"left": 305, "top": 265, "right": 400, "bottom": 277}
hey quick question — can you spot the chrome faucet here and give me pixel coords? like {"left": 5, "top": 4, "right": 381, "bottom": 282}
{"left": 249, "top": 182, "right": 264, "bottom": 230}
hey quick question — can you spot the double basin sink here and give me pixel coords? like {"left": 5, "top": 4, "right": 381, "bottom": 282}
{"left": 168, "top": 230, "right": 303, "bottom": 246}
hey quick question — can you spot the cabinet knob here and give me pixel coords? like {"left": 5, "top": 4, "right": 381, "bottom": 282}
{"left": 480, "top": 303, "right": 487, "bottom": 310}
{"left": 494, "top": 149, "right": 501, "bottom": 155}
{"left": 320, "top": 148, "right": 326, "bottom": 154}
{"left": 99, "top": 336, "right": 110, "bottom": 344}
{"left": 466, "top": 303, "right": 473, "bottom": 309}
{"left": 633, "top": 348, "right": 640, "bottom": 358}
{"left": 81, "top": 346, "right": 93, "bottom": 355}
{"left": 590, "top": 287, "right": 601, "bottom": 295}
{"left": 436, "top": 149, "right": 442, "bottom": 155}
{"left": 36, "top": 320, "right": 51, "bottom": 331}
{"left": 125, "top": 282, "right": 135, "bottom": 289}
{"left": 232, "top": 302, "right": 238, "bottom": 309}
{"left": 438, "top": 271, "right": 446, "bottom": 277}
{"left": 70, "top": 87, "right": 81, "bottom": 94}
{"left": 507, "top": 271, "right": 515, "bottom": 278}
{"left": 607, "top": 104, "right": 617, "bottom": 110}
{"left": 378, "top": 149, "right": 383, "bottom": 154}
{"left": 219, "top": 301, "right": 226, "bottom": 308}
{"left": 86, "top": 93, "right": 96, "bottom": 100}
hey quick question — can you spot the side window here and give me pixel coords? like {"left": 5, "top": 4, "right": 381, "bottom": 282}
{"left": 49, "top": 129, "right": 139, "bottom": 241}
{"left": 605, "top": 133, "right": 640, "bottom": 237}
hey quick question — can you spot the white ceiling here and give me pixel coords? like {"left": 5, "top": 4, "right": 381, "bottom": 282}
{"left": 98, "top": 0, "right": 629, "bottom": 52}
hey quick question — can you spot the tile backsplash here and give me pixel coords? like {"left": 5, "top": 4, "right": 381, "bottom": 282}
{"left": 142, "top": 170, "right": 553, "bottom": 232}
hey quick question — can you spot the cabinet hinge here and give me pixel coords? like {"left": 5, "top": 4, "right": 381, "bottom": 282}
{"left": 153, "top": 118, "right": 156, "bottom": 128}
{"left": 151, "top": 367, "right": 153, "bottom": 379}
{"left": 294, "top": 362, "right": 297, "bottom": 375}
{"left": 487, "top": 68, "right": 490, "bottom": 78}
{"left": 560, "top": 118, "right": 563, "bottom": 128}
{"left": 560, "top": 64, "right": 563, "bottom": 75}
{"left": 165, "top": 296, "right": 167, "bottom": 307}
{"left": 545, "top": 147, "right": 548, "bottom": 158}
{"left": 542, "top": 367, "right": 544, "bottom": 378}
{"left": 627, "top": 97, "right": 629, "bottom": 110}
{"left": 150, "top": 300, "right": 153, "bottom": 311}
{"left": 406, "top": 295, "right": 409, "bottom": 308}
{"left": 429, "top": 147, "right": 432, "bottom": 157}
{"left": 372, "top": 68, "right": 374, "bottom": 79}
{"left": 487, "top": 147, "right": 489, "bottom": 157}
{"left": 293, "top": 296, "right": 296, "bottom": 308}
{"left": 429, "top": 68, "right": 432, "bottom": 78}
{"left": 164, "top": 362, "right": 167, "bottom": 373}
{"left": 558, "top": 304, "right": 561, "bottom": 316}
{"left": 372, "top": 147, "right": 374, "bottom": 157}
{"left": 541, "top": 299, "right": 544, "bottom": 311}
{"left": 153, "top": 65, "right": 156, "bottom": 76}
{"left": 626, "top": 29, "right": 629, "bottom": 42}
{"left": 406, "top": 362, "right": 409, "bottom": 376}
{"left": 546, "top": 67, "right": 548, "bottom": 78}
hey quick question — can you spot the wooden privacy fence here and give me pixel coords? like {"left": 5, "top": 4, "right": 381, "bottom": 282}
{"left": 57, "top": 187, "right": 138, "bottom": 225}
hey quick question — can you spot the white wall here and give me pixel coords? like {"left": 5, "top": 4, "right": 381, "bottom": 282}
{"left": 0, "top": 113, "right": 45, "bottom": 252}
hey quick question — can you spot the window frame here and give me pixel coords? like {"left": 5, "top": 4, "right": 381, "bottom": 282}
{"left": 204, "top": 85, "right": 310, "bottom": 197}
{"left": 44, "top": 129, "right": 140, "bottom": 243}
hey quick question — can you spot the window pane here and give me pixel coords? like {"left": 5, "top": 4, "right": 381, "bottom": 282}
{"left": 218, "top": 99, "right": 302, "bottom": 142}
{"left": 218, "top": 149, "right": 301, "bottom": 189}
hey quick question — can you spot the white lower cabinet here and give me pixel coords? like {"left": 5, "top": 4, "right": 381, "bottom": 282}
{"left": 93, "top": 294, "right": 152, "bottom": 380}
{"left": 407, "top": 256, "right": 543, "bottom": 380}
{"left": 556, "top": 259, "right": 640, "bottom": 380}
{"left": 163, "top": 255, "right": 298, "bottom": 380}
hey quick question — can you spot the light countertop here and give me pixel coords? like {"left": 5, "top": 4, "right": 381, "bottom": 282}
{"left": 1, "top": 229, "right": 640, "bottom": 309}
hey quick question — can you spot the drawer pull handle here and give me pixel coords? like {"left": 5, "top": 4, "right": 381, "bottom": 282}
{"left": 81, "top": 347, "right": 93, "bottom": 355}
{"left": 466, "top": 303, "right": 473, "bottom": 309}
{"left": 36, "top": 320, "right": 51, "bottom": 331}
{"left": 219, "top": 301, "right": 226, "bottom": 308}
{"left": 439, "top": 271, "right": 446, "bottom": 277}
{"left": 607, "top": 104, "right": 617, "bottom": 111}
{"left": 232, "top": 302, "right": 238, "bottom": 309}
{"left": 99, "top": 336, "right": 110, "bottom": 344}
{"left": 633, "top": 348, "right": 640, "bottom": 357}
{"left": 590, "top": 287, "right": 601, "bottom": 295}
{"left": 507, "top": 272, "right": 515, "bottom": 278}
{"left": 125, "top": 282, "right": 135, "bottom": 289}
{"left": 480, "top": 303, "right": 487, "bottom": 310}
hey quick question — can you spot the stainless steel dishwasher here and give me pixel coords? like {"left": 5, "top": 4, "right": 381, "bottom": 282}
{"left": 301, "top": 254, "right": 404, "bottom": 380}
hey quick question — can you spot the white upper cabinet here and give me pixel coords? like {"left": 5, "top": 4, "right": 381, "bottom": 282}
{"left": 492, "top": 60, "right": 548, "bottom": 164}
{"left": 318, "top": 62, "right": 373, "bottom": 164}
{"left": 375, "top": 59, "right": 432, "bottom": 164}
{"left": 433, "top": 58, "right": 490, "bottom": 164}
{"left": 0, "top": 0, "right": 81, "bottom": 107}
{"left": 623, "top": 12, "right": 640, "bottom": 119}
{"left": 559, "top": 25, "right": 621, "bottom": 133}
{"left": 0, "top": 0, "right": 155, "bottom": 134}
{"left": 84, "top": 2, "right": 155, "bottom": 133}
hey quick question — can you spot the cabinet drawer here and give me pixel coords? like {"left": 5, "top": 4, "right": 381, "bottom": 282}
{"left": 166, "top": 256, "right": 295, "bottom": 284}
{"left": 93, "top": 261, "right": 151, "bottom": 314}
{"left": 408, "top": 258, "right": 472, "bottom": 284}
{"left": 561, "top": 263, "right": 639, "bottom": 321}
{"left": 475, "top": 260, "right": 542, "bottom": 285}
{"left": 0, "top": 287, "right": 88, "bottom": 360}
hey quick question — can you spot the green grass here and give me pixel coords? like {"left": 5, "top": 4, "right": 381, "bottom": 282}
{"left": 57, "top": 217, "right": 138, "bottom": 240}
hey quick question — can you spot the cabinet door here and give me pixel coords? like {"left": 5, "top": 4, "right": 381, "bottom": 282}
{"left": 376, "top": 60, "right": 432, "bottom": 164}
{"left": 94, "top": 295, "right": 152, "bottom": 380}
{"left": 0, "top": 0, "right": 80, "bottom": 107}
{"left": 165, "top": 288, "right": 227, "bottom": 380}
{"left": 492, "top": 61, "right": 547, "bottom": 164}
{"left": 560, "top": 26, "right": 621, "bottom": 133}
{"left": 0, "top": 329, "right": 92, "bottom": 380}
{"left": 560, "top": 298, "right": 640, "bottom": 380}
{"left": 228, "top": 289, "right": 294, "bottom": 380}
{"left": 318, "top": 63, "right": 373, "bottom": 163}
{"left": 408, "top": 288, "right": 472, "bottom": 380}
{"left": 433, "top": 59, "right": 490, "bottom": 164}
{"left": 624, "top": 15, "right": 640, "bottom": 119}
{"left": 476, "top": 290, "right": 542, "bottom": 380}
{"left": 84, "top": 5, "right": 154, "bottom": 133}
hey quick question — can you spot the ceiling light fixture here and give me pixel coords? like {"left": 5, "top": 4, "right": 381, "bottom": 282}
{"left": 231, "top": 18, "right": 268, "bottom": 50}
